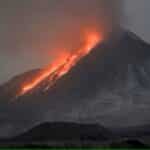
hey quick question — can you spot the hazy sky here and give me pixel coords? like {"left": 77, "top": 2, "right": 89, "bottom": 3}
{"left": 124, "top": 0, "right": 150, "bottom": 42}
{"left": 0, "top": 0, "right": 150, "bottom": 84}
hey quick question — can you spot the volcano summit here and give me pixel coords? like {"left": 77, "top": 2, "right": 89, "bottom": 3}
{"left": 0, "top": 30, "right": 150, "bottom": 147}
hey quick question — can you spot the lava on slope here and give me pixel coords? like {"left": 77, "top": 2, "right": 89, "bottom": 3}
{"left": 18, "top": 31, "right": 102, "bottom": 97}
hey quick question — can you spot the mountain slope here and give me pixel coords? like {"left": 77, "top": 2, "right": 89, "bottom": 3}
{"left": 0, "top": 30, "right": 150, "bottom": 144}
{"left": 2, "top": 30, "right": 150, "bottom": 100}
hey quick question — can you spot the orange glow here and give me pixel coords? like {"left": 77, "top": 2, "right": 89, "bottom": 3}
{"left": 18, "top": 31, "right": 102, "bottom": 96}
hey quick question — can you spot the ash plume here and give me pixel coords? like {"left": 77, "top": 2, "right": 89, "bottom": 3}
{"left": 0, "top": 0, "right": 123, "bottom": 83}
{"left": 47, "top": 0, "right": 123, "bottom": 55}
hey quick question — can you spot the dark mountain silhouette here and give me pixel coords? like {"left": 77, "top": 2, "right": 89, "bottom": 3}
{"left": 0, "top": 122, "right": 114, "bottom": 147}
{"left": 110, "top": 139, "right": 149, "bottom": 148}
{"left": 0, "top": 123, "right": 149, "bottom": 148}
{"left": 0, "top": 30, "right": 150, "bottom": 147}
{"left": 14, "top": 122, "right": 110, "bottom": 140}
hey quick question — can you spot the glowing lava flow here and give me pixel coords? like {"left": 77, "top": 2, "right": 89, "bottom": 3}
{"left": 18, "top": 31, "right": 102, "bottom": 96}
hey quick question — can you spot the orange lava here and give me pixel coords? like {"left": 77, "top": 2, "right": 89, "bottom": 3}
{"left": 18, "top": 31, "right": 102, "bottom": 96}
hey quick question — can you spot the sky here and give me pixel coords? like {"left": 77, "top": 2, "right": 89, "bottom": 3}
{"left": 124, "top": 0, "right": 150, "bottom": 42}
{"left": 0, "top": 0, "right": 150, "bottom": 84}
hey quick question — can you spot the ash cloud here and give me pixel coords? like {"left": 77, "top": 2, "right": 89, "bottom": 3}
{"left": 0, "top": 0, "right": 122, "bottom": 83}
{"left": 44, "top": 0, "right": 123, "bottom": 52}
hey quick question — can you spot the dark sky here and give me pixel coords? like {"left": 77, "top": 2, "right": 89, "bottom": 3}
{"left": 0, "top": 0, "right": 150, "bottom": 84}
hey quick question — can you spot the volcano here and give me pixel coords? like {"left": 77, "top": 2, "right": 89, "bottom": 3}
{"left": 0, "top": 30, "right": 150, "bottom": 147}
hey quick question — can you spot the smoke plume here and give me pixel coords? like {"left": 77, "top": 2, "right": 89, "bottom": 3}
{"left": 0, "top": 0, "right": 122, "bottom": 83}
{"left": 44, "top": 0, "right": 122, "bottom": 56}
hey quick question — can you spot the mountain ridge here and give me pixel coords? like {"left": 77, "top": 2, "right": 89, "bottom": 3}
{"left": 0, "top": 30, "right": 150, "bottom": 144}
{"left": 1, "top": 30, "right": 150, "bottom": 98}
